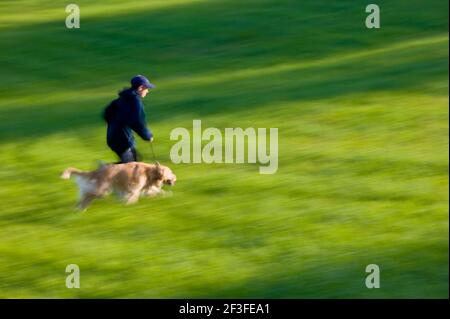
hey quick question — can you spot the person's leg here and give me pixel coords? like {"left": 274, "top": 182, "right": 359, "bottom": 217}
{"left": 131, "top": 147, "right": 141, "bottom": 162}
{"left": 119, "top": 148, "right": 136, "bottom": 163}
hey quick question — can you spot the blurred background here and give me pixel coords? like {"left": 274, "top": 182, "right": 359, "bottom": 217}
{"left": 0, "top": 0, "right": 448, "bottom": 298}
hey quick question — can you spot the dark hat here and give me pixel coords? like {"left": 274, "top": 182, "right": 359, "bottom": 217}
{"left": 131, "top": 75, "right": 155, "bottom": 89}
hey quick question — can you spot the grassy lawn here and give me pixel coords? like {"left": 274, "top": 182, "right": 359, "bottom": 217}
{"left": 0, "top": 0, "right": 448, "bottom": 298}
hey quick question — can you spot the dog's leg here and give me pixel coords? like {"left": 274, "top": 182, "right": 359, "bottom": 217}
{"left": 125, "top": 191, "right": 141, "bottom": 205}
{"left": 142, "top": 185, "right": 164, "bottom": 197}
{"left": 77, "top": 193, "right": 96, "bottom": 211}
{"left": 124, "top": 178, "right": 147, "bottom": 204}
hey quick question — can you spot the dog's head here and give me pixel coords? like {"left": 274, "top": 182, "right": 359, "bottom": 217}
{"left": 161, "top": 165, "right": 177, "bottom": 186}
{"left": 148, "top": 164, "right": 177, "bottom": 186}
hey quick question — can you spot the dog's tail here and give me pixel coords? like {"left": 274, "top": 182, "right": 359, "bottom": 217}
{"left": 61, "top": 167, "right": 85, "bottom": 180}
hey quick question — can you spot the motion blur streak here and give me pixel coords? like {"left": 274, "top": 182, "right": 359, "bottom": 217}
{"left": 0, "top": 0, "right": 448, "bottom": 298}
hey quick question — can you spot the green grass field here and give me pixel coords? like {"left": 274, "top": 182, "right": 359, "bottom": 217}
{"left": 0, "top": 0, "right": 448, "bottom": 298}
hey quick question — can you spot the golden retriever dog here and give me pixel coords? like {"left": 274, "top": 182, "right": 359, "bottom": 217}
{"left": 61, "top": 162, "right": 176, "bottom": 210}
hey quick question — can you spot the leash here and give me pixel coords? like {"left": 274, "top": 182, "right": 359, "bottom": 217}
{"left": 149, "top": 141, "right": 159, "bottom": 165}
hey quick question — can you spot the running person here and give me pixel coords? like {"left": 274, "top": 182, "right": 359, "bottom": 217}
{"left": 103, "top": 75, "right": 155, "bottom": 163}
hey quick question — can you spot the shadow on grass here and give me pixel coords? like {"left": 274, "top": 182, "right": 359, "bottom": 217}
{"left": 178, "top": 241, "right": 449, "bottom": 298}
{"left": 0, "top": 0, "right": 448, "bottom": 141}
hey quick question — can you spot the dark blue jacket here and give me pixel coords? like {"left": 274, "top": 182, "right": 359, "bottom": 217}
{"left": 105, "top": 88, "right": 153, "bottom": 154}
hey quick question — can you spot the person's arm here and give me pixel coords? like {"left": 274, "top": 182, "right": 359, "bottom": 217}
{"left": 127, "top": 96, "right": 153, "bottom": 141}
